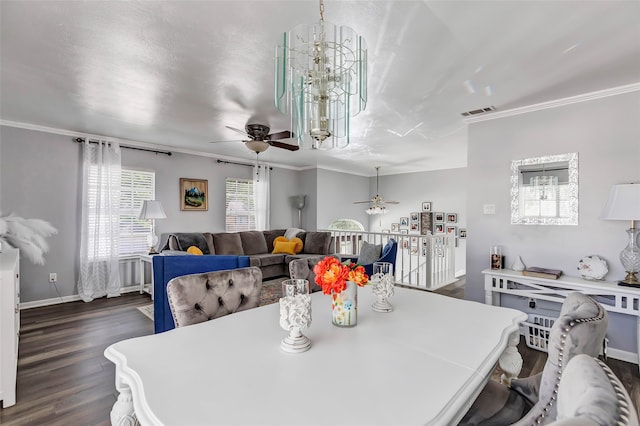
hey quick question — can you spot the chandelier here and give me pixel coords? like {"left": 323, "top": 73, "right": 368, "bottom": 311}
{"left": 275, "top": 0, "right": 367, "bottom": 150}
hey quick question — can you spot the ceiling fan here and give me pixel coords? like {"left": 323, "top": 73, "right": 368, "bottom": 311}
{"left": 353, "top": 166, "right": 399, "bottom": 214}
{"left": 211, "top": 124, "right": 299, "bottom": 153}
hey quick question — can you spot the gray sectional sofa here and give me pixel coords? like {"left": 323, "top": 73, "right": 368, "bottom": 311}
{"left": 160, "top": 229, "right": 333, "bottom": 279}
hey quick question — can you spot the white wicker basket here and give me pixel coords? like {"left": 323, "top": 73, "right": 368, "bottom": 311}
{"left": 522, "top": 314, "right": 556, "bottom": 353}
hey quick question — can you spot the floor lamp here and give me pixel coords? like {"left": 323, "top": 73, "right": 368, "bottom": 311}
{"left": 289, "top": 195, "right": 306, "bottom": 228}
{"left": 139, "top": 200, "right": 167, "bottom": 254}
{"left": 601, "top": 183, "right": 640, "bottom": 287}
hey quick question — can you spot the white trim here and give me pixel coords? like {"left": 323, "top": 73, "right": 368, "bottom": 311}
{"left": 0, "top": 120, "right": 302, "bottom": 171}
{"left": 606, "top": 347, "right": 638, "bottom": 365}
{"left": 464, "top": 82, "right": 640, "bottom": 124}
{"left": 19, "top": 285, "right": 140, "bottom": 310}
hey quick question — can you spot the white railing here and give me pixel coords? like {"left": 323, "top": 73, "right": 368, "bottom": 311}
{"left": 322, "top": 230, "right": 457, "bottom": 291}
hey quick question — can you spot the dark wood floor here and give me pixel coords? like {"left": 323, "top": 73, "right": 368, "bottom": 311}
{"left": 1, "top": 281, "right": 638, "bottom": 425}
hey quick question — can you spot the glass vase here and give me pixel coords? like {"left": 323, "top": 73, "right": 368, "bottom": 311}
{"left": 332, "top": 281, "right": 358, "bottom": 327}
{"left": 371, "top": 262, "right": 394, "bottom": 312}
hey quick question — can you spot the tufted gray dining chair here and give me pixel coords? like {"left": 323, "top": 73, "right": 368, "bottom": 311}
{"left": 166, "top": 266, "right": 262, "bottom": 328}
{"left": 547, "top": 354, "right": 638, "bottom": 426}
{"left": 460, "top": 291, "right": 609, "bottom": 426}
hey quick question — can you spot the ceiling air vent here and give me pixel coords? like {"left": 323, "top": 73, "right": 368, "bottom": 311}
{"left": 461, "top": 106, "right": 496, "bottom": 117}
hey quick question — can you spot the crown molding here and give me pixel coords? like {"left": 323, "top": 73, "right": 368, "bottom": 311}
{"left": 463, "top": 82, "right": 640, "bottom": 124}
{"left": 0, "top": 120, "right": 303, "bottom": 171}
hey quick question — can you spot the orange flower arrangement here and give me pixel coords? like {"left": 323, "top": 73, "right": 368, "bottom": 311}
{"left": 313, "top": 256, "right": 369, "bottom": 295}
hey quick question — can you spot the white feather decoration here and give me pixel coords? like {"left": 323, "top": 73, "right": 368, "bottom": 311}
{"left": 0, "top": 213, "right": 58, "bottom": 265}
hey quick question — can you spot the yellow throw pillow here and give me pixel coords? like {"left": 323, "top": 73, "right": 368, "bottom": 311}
{"left": 187, "top": 246, "right": 203, "bottom": 255}
{"left": 290, "top": 237, "right": 304, "bottom": 254}
{"left": 274, "top": 236, "right": 288, "bottom": 245}
{"left": 272, "top": 241, "right": 297, "bottom": 255}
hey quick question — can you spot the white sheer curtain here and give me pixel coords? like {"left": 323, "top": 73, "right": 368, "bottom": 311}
{"left": 77, "top": 140, "right": 122, "bottom": 302}
{"left": 253, "top": 164, "right": 270, "bottom": 231}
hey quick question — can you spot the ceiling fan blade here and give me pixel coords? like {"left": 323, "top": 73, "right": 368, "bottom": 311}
{"left": 225, "top": 126, "right": 251, "bottom": 138}
{"left": 352, "top": 201, "right": 372, "bottom": 204}
{"left": 384, "top": 201, "right": 400, "bottom": 204}
{"left": 269, "top": 140, "right": 299, "bottom": 151}
{"left": 209, "top": 139, "right": 245, "bottom": 144}
{"left": 266, "top": 130, "right": 293, "bottom": 140}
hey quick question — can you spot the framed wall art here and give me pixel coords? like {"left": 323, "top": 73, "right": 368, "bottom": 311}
{"left": 180, "top": 178, "right": 208, "bottom": 211}
{"left": 420, "top": 212, "right": 433, "bottom": 235}
{"left": 434, "top": 223, "right": 445, "bottom": 234}
{"left": 410, "top": 212, "right": 419, "bottom": 222}
{"left": 422, "top": 202, "right": 432, "bottom": 212}
{"left": 446, "top": 226, "right": 457, "bottom": 235}
{"left": 400, "top": 229, "right": 409, "bottom": 235}
{"left": 400, "top": 217, "right": 409, "bottom": 227}
{"left": 391, "top": 223, "right": 399, "bottom": 232}
{"left": 459, "top": 228, "right": 467, "bottom": 239}
{"left": 434, "top": 212, "right": 445, "bottom": 222}
{"left": 446, "top": 213, "right": 457, "bottom": 223}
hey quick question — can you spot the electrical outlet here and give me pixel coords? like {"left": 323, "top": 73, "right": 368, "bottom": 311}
{"left": 49, "top": 273, "right": 57, "bottom": 283}
{"left": 528, "top": 298, "right": 536, "bottom": 309}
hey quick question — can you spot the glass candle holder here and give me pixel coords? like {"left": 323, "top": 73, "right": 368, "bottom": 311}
{"left": 279, "top": 279, "right": 312, "bottom": 353}
{"left": 371, "top": 262, "right": 394, "bottom": 313}
{"left": 490, "top": 246, "right": 503, "bottom": 270}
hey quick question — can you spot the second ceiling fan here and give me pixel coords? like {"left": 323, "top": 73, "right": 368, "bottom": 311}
{"left": 212, "top": 124, "right": 299, "bottom": 153}
{"left": 353, "top": 166, "right": 399, "bottom": 214}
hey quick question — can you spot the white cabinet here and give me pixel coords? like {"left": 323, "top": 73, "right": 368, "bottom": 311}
{"left": 0, "top": 248, "right": 20, "bottom": 408}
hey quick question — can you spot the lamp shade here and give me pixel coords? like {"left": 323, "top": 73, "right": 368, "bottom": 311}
{"left": 139, "top": 200, "right": 167, "bottom": 220}
{"left": 600, "top": 184, "right": 640, "bottom": 220}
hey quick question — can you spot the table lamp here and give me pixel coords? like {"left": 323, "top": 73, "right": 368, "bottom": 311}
{"left": 600, "top": 183, "right": 640, "bottom": 287}
{"left": 139, "top": 200, "right": 167, "bottom": 254}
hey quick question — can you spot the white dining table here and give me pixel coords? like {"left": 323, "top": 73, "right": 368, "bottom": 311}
{"left": 105, "top": 286, "right": 526, "bottom": 426}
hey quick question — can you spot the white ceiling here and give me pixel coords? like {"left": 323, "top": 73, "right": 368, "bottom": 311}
{"left": 1, "top": 1, "right": 639, "bottom": 176}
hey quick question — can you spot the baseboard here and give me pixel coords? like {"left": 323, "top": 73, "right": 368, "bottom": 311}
{"left": 20, "top": 285, "right": 141, "bottom": 310}
{"left": 606, "top": 348, "right": 638, "bottom": 365}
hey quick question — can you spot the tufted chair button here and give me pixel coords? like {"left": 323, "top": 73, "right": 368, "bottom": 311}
{"left": 228, "top": 278, "right": 234, "bottom": 286}
{"left": 218, "top": 296, "right": 224, "bottom": 306}
{"left": 240, "top": 294, "right": 245, "bottom": 303}
{"left": 194, "top": 303, "right": 201, "bottom": 310}
{"left": 205, "top": 279, "right": 211, "bottom": 290}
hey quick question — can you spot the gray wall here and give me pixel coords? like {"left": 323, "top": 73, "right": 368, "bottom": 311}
{"left": 466, "top": 91, "right": 640, "bottom": 353}
{"left": 317, "top": 168, "right": 369, "bottom": 230}
{"left": 370, "top": 168, "right": 468, "bottom": 275}
{"left": 0, "top": 126, "right": 305, "bottom": 302}
{"left": 298, "top": 169, "right": 318, "bottom": 230}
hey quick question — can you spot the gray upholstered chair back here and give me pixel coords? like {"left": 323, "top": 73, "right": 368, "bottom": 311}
{"left": 548, "top": 354, "right": 638, "bottom": 426}
{"left": 512, "top": 292, "right": 609, "bottom": 425}
{"left": 461, "top": 292, "right": 610, "bottom": 426}
{"left": 289, "top": 256, "right": 338, "bottom": 293}
{"left": 166, "top": 266, "right": 262, "bottom": 328}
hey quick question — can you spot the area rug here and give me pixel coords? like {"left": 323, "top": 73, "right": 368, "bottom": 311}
{"left": 135, "top": 277, "right": 286, "bottom": 322}
{"left": 137, "top": 304, "right": 154, "bottom": 321}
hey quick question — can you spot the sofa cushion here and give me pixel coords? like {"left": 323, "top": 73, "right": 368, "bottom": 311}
{"left": 273, "top": 241, "right": 297, "bottom": 255}
{"left": 302, "top": 231, "right": 331, "bottom": 254}
{"left": 239, "top": 231, "right": 268, "bottom": 255}
{"left": 212, "top": 233, "right": 244, "bottom": 255}
{"left": 291, "top": 237, "right": 304, "bottom": 253}
{"left": 284, "top": 227, "right": 305, "bottom": 240}
{"left": 251, "top": 253, "right": 286, "bottom": 267}
{"left": 357, "top": 241, "right": 382, "bottom": 265}
{"left": 167, "top": 233, "right": 213, "bottom": 254}
{"left": 262, "top": 229, "right": 286, "bottom": 252}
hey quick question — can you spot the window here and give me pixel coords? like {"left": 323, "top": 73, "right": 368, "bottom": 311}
{"left": 119, "top": 169, "right": 155, "bottom": 255}
{"left": 226, "top": 178, "right": 255, "bottom": 232}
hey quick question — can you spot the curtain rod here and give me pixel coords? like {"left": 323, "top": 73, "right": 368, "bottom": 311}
{"left": 216, "top": 159, "right": 272, "bottom": 170}
{"left": 74, "top": 137, "right": 172, "bottom": 156}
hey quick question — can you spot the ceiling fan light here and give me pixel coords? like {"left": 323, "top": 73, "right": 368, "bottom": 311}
{"left": 366, "top": 205, "right": 387, "bottom": 215}
{"left": 275, "top": 0, "right": 367, "bottom": 150}
{"left": 245, "top": 140, "right": 270, "bottom": 153}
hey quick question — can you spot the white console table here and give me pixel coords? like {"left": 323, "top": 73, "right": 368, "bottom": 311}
{"left": 483, "top": 268, "right": 640, "bottom": 371}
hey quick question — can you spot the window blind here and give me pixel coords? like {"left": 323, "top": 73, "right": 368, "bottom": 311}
{"left": 225, "top": 178, "right": 256, "bottom": 232}
{"left": 120, "top": 169, "right": 155, "bottom": 255}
